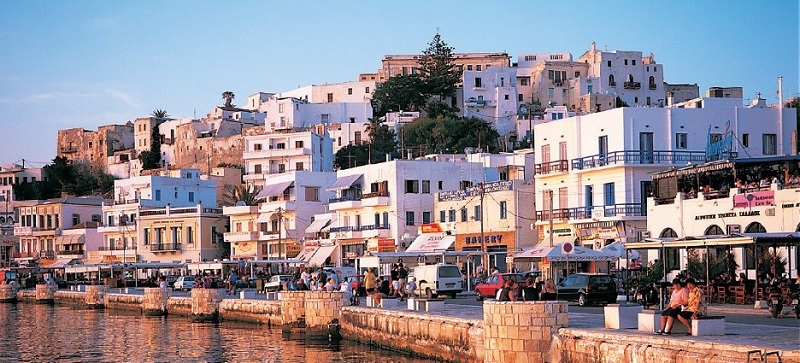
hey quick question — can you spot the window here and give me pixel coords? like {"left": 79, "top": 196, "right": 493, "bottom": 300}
{"left": 609, "top": 74, "right": 615, "bottom": 86}
{"left": 634, "top": 97, "right": 638, "bottom": 104}
{"left": 295, "top": 162, "right": 304, "bottom": 171}
{"left": 584, "top": 185, "right": 594, "bottom": 207}
{"left": 559, "top": 187, "right": 568, "bottom": 209}
{"left": 519, "top": 77, "right": 529, "bottom": 86}
{"left": 188, "top": 192, "right": 195, "bottom": 202}
{"left": 186, "top": 226, "right": 193, "bottom": 244}
{"left": 476, "top": 65, "right": 481, "bottom": 71}
{"left": 624, "top": 59, "right": 628, "bottom": 65}
{"left": 474, "top": 205, "right": 482, "bottom": 221}
{"left": 439, "top": 210, "right": 446, "bottom": 223}
{"left": 143, "top": 228, "right": 150, "bottom": 245}
{"left": 548, "top": 88, "right": 554, "bottom": 98}
{"left": 574, "top": 71, "right": 580, "bottom": 78}
{"left": 295, "top": 140, "right": 304, "bottom": 148}
{"left": 461, "top": 208, "right": 468, "bottom": 222}
{"left": 763, "top": 134, "right": 777, "bottom": 155}
{"left": 174, "top": 190, "right": 178, "bottom": 199}
{"left": 504, "top": 94, "right": 509, "bottom": 100}
{"left": 675, "top": 133, "right": 687, "bottom": 149}
{"left": 742, "top": 134, "right": 750, "bottom": 147}
{"left": 327, "top": 93, "right": 333, "bottom": 103}
{"left": 254, "top": 164, "right": 262, "bottom": 174}
{"left": 499, "top": 201, "right": 507, "bottom": 219}
{"left": 354, "top": 131, "right": 362, "bottom": 144}
{"left": 365, "top": 87, "right": 370, "bottom": 93}
{"left": 632, "top": 60, "right": 636, "bottom": 66}
{"left": 421, "top": 180, "right": 431, "bottom": 194}
{"left": 405, "top": 211, "right": 415, "bottom": 226}
{"left": 72, "top": 214, "right": 80, "bottom": 225}
{"left": 278, "top": 164, "right": 286, "bottom": 173}
{"left": 155, "top": 190, "right": 161, "bottom": 201}
{"left": 438, "top": 181, "right": 443, "bottom": 190}
{"left": 524, "top": 55, "right": 536, "bottom": 61}
{"left": 422, "top": 212, "right": 431, "bottom": 224}
{"left": 448, "top": 209, "right": 456, "bottom": 222}
{"left": 304, "top": 187, "right": 320, "bottom": 202}
{"left": 467, "top": 65, "right": 473, "bottom": 71}
{"left": 253, "top": 143, "right": 262, "bottom": 151}
{"left": 347, "top": 88, "right": 353, "bottom": 95}
{"left": 474, "top": 77, "right": 482, "bottom": 88}
{"left": 279, "top": 104, "right": 285, "bottom": 113}
{"left": 603, "top": 183, "right": 615, "bottom": 206}
{"left": 405, "top": 180, "right": 419, "bottom": 193}
{"left": 607, "top": 60, "right": 611, "bottom": 67}
{"left": 518, "top": 94, "right": 523, "bottom": 102}
{"left": 321, "top": 114, "right": 330, "bottom": 123}
{"left": 559, "top": 142, "right": 567, "bottom": 161}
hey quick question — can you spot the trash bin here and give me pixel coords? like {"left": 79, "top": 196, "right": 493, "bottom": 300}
{"left": 256, "top": 278, "right": 265, "bottom": 293}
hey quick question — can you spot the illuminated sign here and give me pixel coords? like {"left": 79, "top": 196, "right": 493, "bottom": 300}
{"left": 705, "top": 121, "right": 734, "bottom": 161}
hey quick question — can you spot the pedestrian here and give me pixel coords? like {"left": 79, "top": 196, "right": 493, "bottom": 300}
{"left": 227, "top": 270, "right": 238, "bottom": 295}
{"left": 406, "top": 277, "right": 418, "bottom": 298}
{"left": 655, "top": 279, "right": 688, "bottom": 335}
{"left": 508, "top": 263, "right": 519, "bottom": 273}
{"left": 392, "top": 277, "right": 404, "bottom": 301}
{"left": 540, "top": 278, "right": 557, "bottom": 300}
{"left": 521, "top": 277, "right": 539, "bottom": 301}
{"left": 300, "top": 266, "right": 311, "bottom": 287}
{"left": 364, "top": 268, "right": 377, "bottom": 294}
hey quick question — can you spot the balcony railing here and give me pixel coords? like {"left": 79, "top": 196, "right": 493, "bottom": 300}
{"left": 624, "top": 81, "right": 641, "bottom": 90}
{"left": 329, "top": 226, "right": 352, "bottom": 233}
{"left": 537, "top": 204, "right": 645, "bottom": 221}
{"left": 329, "top": 224, "right": 390, "bottom": 233}
{"left": 649, "top": 83, "right": 657, "bottom": 90}
{"left": 149, "top": 243, "right": 181, "bottom": 252}
{"left": 534, "top": 160, "right": 569, "bottom": 175}
{"left": 329, "top": 195, "right": 361, "bottom": 204}
{"left": 97, "top": 246, "right": 135, "bottom": 252}
{"left": 571, "top": 150, "right": 719, "bottom": 170}
{"left": 535, "top": 208, "right": 570, "bottom": 221}
{"left": 57, "top": 250, "right": 85, "bottom": 256}
{"left": 362, "top": 191, "right": 389, "bottom": 199}
{"left": 603, "top": 203, "right": 645, "bottom": 217}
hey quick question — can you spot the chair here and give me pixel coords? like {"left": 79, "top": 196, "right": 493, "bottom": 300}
{"left": 715, "top": 286, "right": 726, "bottom": 304}
{"left": 731, "top": 286, "right": 745, "bottom": 305}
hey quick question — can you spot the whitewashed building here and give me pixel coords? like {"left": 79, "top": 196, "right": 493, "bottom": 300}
{"left": 532, "top": 97, "right": 796, "bottom": 253}
{"left": 578, "top": 42, "right": 665, "bottom": 109}
{"left": 273, "top": 81, "right": 378, "bottom": 104}
{"left": 462, "top": 68, "right": 518, "bottom": 137}
{"left": 242, "top": 131, "right": 334, "bottom": 185}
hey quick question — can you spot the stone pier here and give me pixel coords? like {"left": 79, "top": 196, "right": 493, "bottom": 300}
{"left": 279, "top": 291, "right": 307, "bottom": 334}
{"left": 191, "top": 288, "right": 221, "bottom": 322}
{"left": 483, "top": 301, "right": 569, "bottom": 363}
{"left": 304, "top": 291, "right": 346, "bottom": 338}
{"left": 85, "top": 285, "right": 108, "bottom": 309}
{"left": 0, "top": 284, "right": 18, "bottom": 303}
{"left": 142, "top": 288, "right": 170, "bottom": 316}
{"left": 35, "top": 284, "right": 56, "bottom": 304}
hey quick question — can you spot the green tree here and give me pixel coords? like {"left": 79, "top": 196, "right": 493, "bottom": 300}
{"left": 222, "top": 91, "right": 235, "bottom": 108}
{"left": 418, "top": 32, "right": 460, "bottom": 100}
{"left": 424, "top": 100, "right": 458, "bottom": 119}
{"left": 371, "top": 74, "right": 427, "bottom": 118}
{"left": 366, "top": 118, "right": 399, "bottom": 163}
{"left": 151, "top": 109, "right": 170, "bottom": 119}
{"left": 16, "top": 157, "right": 115, "bottom": 199}
{"left": 334, "top": 143, "right": 369, "bottom": 170}
{"left": 221, "top": 184, "right": 262, "bottom": 206}
{"left": 400, "top": 116, "right": 500, "bottom": 157}
{"left": 139, "top": 123, "right": 162, "bottom": 170}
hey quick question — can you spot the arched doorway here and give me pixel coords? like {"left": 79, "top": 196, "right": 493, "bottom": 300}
{"left": 744, "top": 222, "right": 766, "bottom": 233}
{"left": 660, "top": 228, "right": 678, "bottom": 238}
{"left": 704, "top": 225, "right": 724, "bottom": 236}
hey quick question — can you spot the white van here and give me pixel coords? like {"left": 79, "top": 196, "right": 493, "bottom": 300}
{"left": 412, "top": 264, "right": 463, "bottom": 299}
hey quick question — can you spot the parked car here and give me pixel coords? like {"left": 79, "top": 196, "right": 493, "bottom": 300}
{"left": 556, "top": 273, "right": 618, "bottom": 306}
{"left": 347, "top": 275, "right": 365, "bottom": 296}
{"left": 173, "top": 276, "right": 196, "bottom": 291}
{"left": 263, "top": 275, "right": 293, "bottom": 292}
{"left": 474, "top": 273, "right": 526, "bottom": 301}
{"left": 412, "top": 264, "right": 463, "bottom": 299}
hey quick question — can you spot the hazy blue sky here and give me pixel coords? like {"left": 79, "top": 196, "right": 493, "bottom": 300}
{"left": 1, "top": 1, "right": 797, "bottom": 166}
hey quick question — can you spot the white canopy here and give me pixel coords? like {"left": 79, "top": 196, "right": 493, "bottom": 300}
{"left": 304, "top": 217, "right": 332, "bottom": 234}
{"left": 600, "top": 242, "right": 640, "bottom": 260}
{"left": 256, "top": 181, "right": 294, "bottom": 199}
{"left": 326, "top": 174, "right": 362, "bottom": 191}
{"left": 514, "top": 243, "right": 616, "bottom": 261}
{"left": 307, "top": 245, "right": 337, "bottom": 267}
{"left": 293, "top": 246, "right": 318, "bottom": 262}
{"left": 405, "top": 233, "right": 456, "bottom": 252}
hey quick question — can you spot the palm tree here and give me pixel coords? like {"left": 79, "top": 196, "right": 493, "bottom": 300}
{"left": 151, "top": 109, "right": 170, "bottom": 119}
{"left": 222, "top": 91, "right": 235, "bottom": 108}
{"left": 221, "top": 184, "right": 262, "bottom": 206}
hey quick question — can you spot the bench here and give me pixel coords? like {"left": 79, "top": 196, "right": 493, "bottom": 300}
{"left": 638, "top": 310, "right": 725, "bottom": 336}
{"left": 379, "top": 297, "right": 399, "bottom": 309}
{"left": 265, "top": 292, "right": 279, "bottom": 301}
{"left": 604, "top": 303, "right": 643, "bottom": 329}
{"left": 406, "top": 297, "right": 416, "bottom": 310}
{"left": 415, "top": 298, "right": 444, "bottom": 312}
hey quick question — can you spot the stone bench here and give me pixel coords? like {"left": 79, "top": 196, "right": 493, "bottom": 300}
{"left": 638, "top": 310, "right": 725, "bottom": 336}
{"left": 379, "top": 297, "right": 399, "bottom": 309}
{"left": 265, "top": 292, "right": 279, "bottom": 301}
{"left": 604, "top": 303, "right": 643, "bottom": 329}
{"left": 415, "top": 298, "right": 444, "bottom": 312}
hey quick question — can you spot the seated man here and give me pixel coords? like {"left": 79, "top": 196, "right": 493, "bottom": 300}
{"left": 676, "top": 278, "right": 705, "bottom": 335}
{"left": 655, "top": 279, "right": 688, "bottom": 335}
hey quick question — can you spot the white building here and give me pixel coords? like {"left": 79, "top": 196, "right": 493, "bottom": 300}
{"left": 273, "top": 81, "right": 378, "bottom": 104}
{"left": 324, "top": 159, "right": 498, "bottom": 266}
{"left": 532, "top": 98, "right": 796, "bottom": 252}
{"left": 578, "top": 42, "right": 666, "bottom": 109}
{"left": 0, "top": 164, "right": 43, "bottom": 226}
{"left": 326, "top": 122, "right": 371, "bottom": 155}
{"left": 242, "top": 131, "right": 334, "bottom": 185}
{"left": 256, "top": 97, "right": 373, "bottom": 133}
{"left": 462, "top": 68, "right": 518, "bottom": 137}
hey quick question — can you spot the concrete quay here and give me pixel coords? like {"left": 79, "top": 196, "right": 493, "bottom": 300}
{"left": 7, "top": 287, "right": 800, "bottom": 363}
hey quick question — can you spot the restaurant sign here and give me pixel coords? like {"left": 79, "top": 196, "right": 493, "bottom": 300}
{"left": 733, "top": 191, "right": 774, "bottom": 209}
{"left": 705, "top": 121, "right": 734, "bottom": 161}
{"left": 437, "top": 180, "right": 513, "bottom": 202}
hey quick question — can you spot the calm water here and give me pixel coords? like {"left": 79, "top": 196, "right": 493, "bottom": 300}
{"left": 0, "top": 303, "right": 434, "bottom": 363}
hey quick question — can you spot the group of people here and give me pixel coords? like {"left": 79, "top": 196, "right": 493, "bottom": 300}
{"left": 496, "top": 276, "right": 558, "bottom": 302}
{"left": 364, "top": 263, "right": 415, "bottom": 304}
{"left": 655, "top": 278, "right": 705, "bottom": 335}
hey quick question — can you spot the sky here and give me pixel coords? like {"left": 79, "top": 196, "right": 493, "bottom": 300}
{"left": 0, "top": 1, "right": 797, "bottom": 166}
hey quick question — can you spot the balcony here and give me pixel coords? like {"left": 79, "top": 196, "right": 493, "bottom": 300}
{"left": 361, "top": 191, "right": 390, "bottom": 207}
{"left": 14, "top": 226, "right": 32, "bottom": 235}
{"left": 553, "top": 80, "right": 564, "bottom": 87}
{"left": 224, "top": 231, "right": 260, "bottom": 243}
{"left": 57, "top": 250, "right": 85, "bottom": 256}
{"left": 149, "top": 243, "right": 181, "bottom": 252}
{"left": 258, "top": 230, "right": 286, "bottom": 241}
{"left": 649, "top": 83, "right": 657, "bottom": 90}
{"left": 328, "top": 194, "right": 362, "bottom": 210}
{"left": 603, "top": 203, "right": 645, "bottom": 217}
{"left": 534, "top": 160, "right": 569, "bottom": 175}
{"left": 571, "top": 150, "right": 722, "bottom": 170}
{"left": 258, "top": 199, "right": 297, "bottom": 212}
{"left": 243, "top": 147, "right": 311, "bottom": 160}
{"left": 537, "top": 204, "right": 646, "bottom": 222}
{"left": 624, "top": 81, "right": 641, "bottom": 90}
{"left": 329, "top": 224, "right": 391, "bottom": 239}
{"left": 59, "top": 146, "right": 78, "bottom": 153}
{"left": 465, "top": 98, "right": 487, "bottom": 107}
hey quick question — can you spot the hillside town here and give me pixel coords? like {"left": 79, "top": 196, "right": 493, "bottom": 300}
{"left": 0, "top": 37, "right": 797, "bottom": 295}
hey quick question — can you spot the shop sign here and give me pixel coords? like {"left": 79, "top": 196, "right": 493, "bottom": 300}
{"left": 286, "top": 244, "right": 301, "bottom": 256}
{"left": 456, "top": 231, "right": 514, "bottom": 250}
{"left": 344, "top": 252, "right": 358, "bottom": 259}
{"left": 368, "top": 239, "right": 396, "bottom": 252}
{"left": 733, "top": 191, "right": 774, "bottom": 209}
{"left": 437, "top": 180, "right": 513, "bottom": 202}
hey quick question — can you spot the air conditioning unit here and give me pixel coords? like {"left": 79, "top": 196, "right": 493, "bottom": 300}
{"left": 726, "top": 224, "right": 741, "bottom": 235}
{"left": 639, "top": 230, "right": 651, "bottom": 239}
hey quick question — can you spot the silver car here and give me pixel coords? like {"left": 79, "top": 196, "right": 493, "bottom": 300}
{"left": 173, "top": 276, "right": 196, "bottom": 291}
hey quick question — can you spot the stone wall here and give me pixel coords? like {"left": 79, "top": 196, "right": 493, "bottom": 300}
{"left": 16, "top": 289, "right": 35, "bottom": 302}
{"left": 54, "top": 291, "right": 86, "bottom": 306}
{"left": 142, "top": 288, "right": 170, "bottom": 316}
{"left": 0, "top": 284, "right": 18, "bottom": 302}
{"left": 166, "top": 297, "right": 192, "bottom": 316}
{"left": 483, "top": 301, "right": 569, "bottom": 363}
{"left": 219, "top": 299, "right": 280, "bottom": 325}
{"left": 279, "top": 291, "right": 306, "bottom": 333}
{"left": 190, "top": 288, "right": 221, "bottom": 321}
{"left": 35, "top": 284, "right": 55, "bottom": 303}
{"left": 553, "top": 329, "right": 800, "bottom": 363}
{"left": 105, "top": 293, "right": 144, "bottom": 312}
{"left": 85, "top": 285, "right": 108, "bottom": 309}
{"left": 305, "top": 291, "right": 346, "bottom": 337}
{"left": 340, "top": 306, "right": 484, "bottom": 363}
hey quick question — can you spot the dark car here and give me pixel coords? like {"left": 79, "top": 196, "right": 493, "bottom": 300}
{"left": 556, "top": 273, "right": 617, "bottom": 306}
{"left": 474, "top": 273, "right": 526, "bottom": 301}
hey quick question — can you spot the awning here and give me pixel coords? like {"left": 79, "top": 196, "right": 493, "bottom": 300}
{"left": 55, "top": 234, "right": 85, "bottom": 245}
{"left": 626, "top": 232, "right": 800, "bottom": 249}
{"left": 405, "top": 233, "right": 456, "bottom": 252}
{"left": 43, "top": 258, "right": 76, "bottom": 269}
{"left": 513, "top": 243, "right": 616, "bottom": 261}
{"left": 305, "top": 218, "right": 332, "bottom": 234}
{"left": 256, "top": 181, "right": 294, "bottom": 199}
{"left": 307, "top": 245, "right": 337, "bottom": 266}
{"left": 326, "top": 174, "right": 362, "bottom": 191}
{"left": 256, "top": 213, "right": 275, "bottom": 223}
{"left": 293, "top": 246, "right": 318, "bottom": 262}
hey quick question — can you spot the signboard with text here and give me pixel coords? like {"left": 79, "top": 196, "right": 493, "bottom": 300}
{"left": 733, "top": 191, "right": 774, "bottom": 209}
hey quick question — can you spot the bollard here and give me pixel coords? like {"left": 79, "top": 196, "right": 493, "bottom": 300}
{"left": 0, "top": 284, "right": 18, "bottom": 303}
{"left": 483, "top": 301, "right": 569, "bottom": 363}
{"left": 85, "top": 285, "right": 109, "bottom": 309}
{"left": 35, "top": 284, "right": 56, "bottom": 304}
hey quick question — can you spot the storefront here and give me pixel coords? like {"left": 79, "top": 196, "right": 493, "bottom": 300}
{"left": 456, "top": 231, "right": 515, "bottom": 273}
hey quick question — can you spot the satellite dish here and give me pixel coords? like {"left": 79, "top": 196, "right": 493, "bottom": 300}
{"left": 235, "top": 201, "right": 246, "bottom": 206}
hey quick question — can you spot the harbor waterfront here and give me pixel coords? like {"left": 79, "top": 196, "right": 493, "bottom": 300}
{"left": 4, "top": 286, "right": 799, "bottom": 363}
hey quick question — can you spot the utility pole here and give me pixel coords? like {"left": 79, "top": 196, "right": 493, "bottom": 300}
{"left": 479, "top": 182, "right": 487, "bottom": 270}
{"left": 277, "top": 207, "right": 283, "bottom": 260}
{"left": 548, "top": 190, "right": 554, "bottom": 247}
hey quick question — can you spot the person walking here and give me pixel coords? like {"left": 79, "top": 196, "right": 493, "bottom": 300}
{"left": 227, "top": 270, "right": 238, "bottom": 295}
{"left": 364, "top": 268, "right": 377, "bottom": 294}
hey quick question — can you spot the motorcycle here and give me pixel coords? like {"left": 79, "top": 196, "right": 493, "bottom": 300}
{"left": 789, "top": 291, "right": 800, "bottom": 319}
{"left": 768, "top": 288, "right": 783, "bottom": 318}
{"left": 634, "top": 283, "right": 660, "bottom": 308}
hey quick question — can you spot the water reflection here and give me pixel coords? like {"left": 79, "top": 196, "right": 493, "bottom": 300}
{"left": 0, "top": 304, "right": 433, "bottom": 362}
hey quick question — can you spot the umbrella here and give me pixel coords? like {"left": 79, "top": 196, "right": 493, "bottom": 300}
{"left": 514, "top": 243, "right": 617, "bottom": 261}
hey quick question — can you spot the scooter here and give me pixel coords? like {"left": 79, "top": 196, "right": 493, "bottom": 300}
{"left": 768, "top": 289, "right": 783, "bottom": 318}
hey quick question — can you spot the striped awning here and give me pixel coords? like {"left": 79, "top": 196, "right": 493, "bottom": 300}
{"left": 256, "top": 181, "right": 294, "bottom": 199}
{"left": 305, "top": 217, "right": 332, "bottom": 234}
{"left": 326, "top": 174, "right": 362, "bottom": 191}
